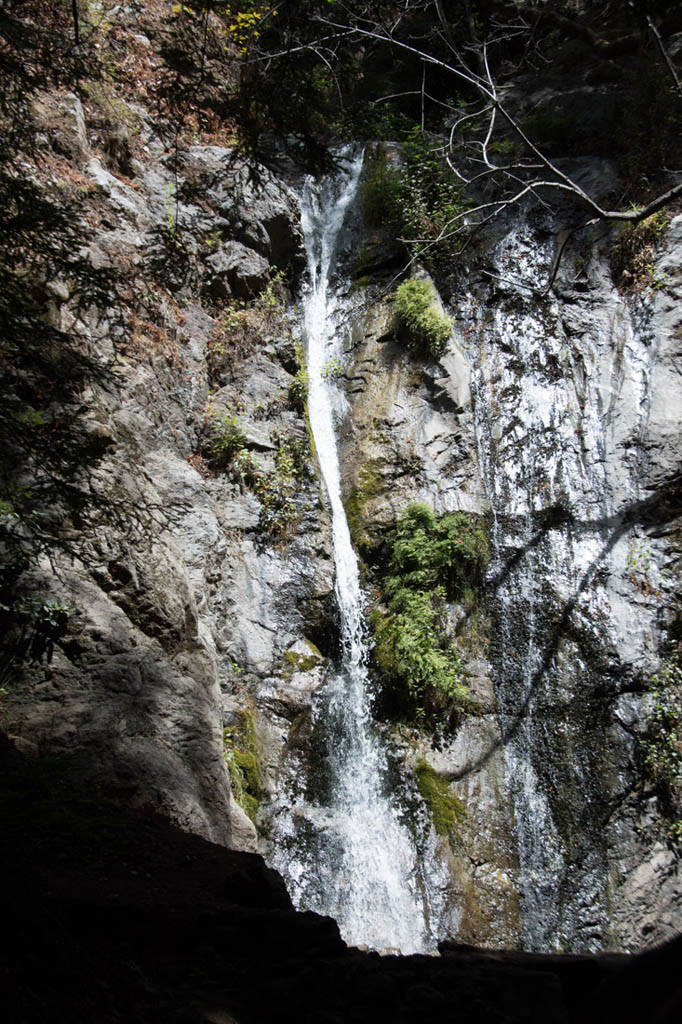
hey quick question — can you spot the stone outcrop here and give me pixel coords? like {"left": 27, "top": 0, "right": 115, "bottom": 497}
{"left": 7, "top": 737, "right": 680, "bottom": 1024}
{"left": 6, "top": 80, "right": 327, "bottom": 859}
{"left": 319, "top": 161, "right": 682, "bottom": 951}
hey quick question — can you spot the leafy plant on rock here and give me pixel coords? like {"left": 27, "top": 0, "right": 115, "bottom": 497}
{"left": 224, "top": 709, "right": 264, "bottom": 826}
{"left": 288, "top": 366, "right": 309, "bottom": 412}
{"left": 393, "top": 279, "right": 452, "bottom": 358}
{"left": 255, "top": 432, "right": 310, "bottom": 536}
{"left": 361, "top": 134, "right": 471, "bottom": 273}
{"left": 204, "top": 406, "right": 310, "bottom": 538}
{"left": 369, "top": 502, "right": 489, "bottom": 731}
{"left": 205, "top": 408, "right": 248, "bottom": 469}
{"left": 396, "top": 127, "right": 470, "bottom": 261}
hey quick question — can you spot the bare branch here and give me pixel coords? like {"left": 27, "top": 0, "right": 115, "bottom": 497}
{"left": 647, "top": 15, "right": 682, "bottom": 100}
{"left": 314, "top": 13, "right": 682, "bottom": 227}
{"left": 71, "top": 0, "right": 80, "bottom": 46}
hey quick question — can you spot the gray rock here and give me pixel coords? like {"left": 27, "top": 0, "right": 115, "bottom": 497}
{"left": 87, "top": 157, "right": 146, "bottom": 221}
{"left": 182, "top": 145, "right": 304, "bottom": 273}
{"left": 33, "top": 89, "right": 89, "bottom": 163}
{"left": 206, "top": 241, "right": 271, "bottom": 300}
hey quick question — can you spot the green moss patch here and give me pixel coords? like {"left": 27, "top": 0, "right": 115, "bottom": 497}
{"left": 393, "top": 279, "right": 452, "bottom": 358}
{"left": 344, "top": 463, "right": 383, "bottom": 555}
{"left": 415, "top": 758, "right": 466, "bottom": 837}
{"left": 281, "top": 643, "right": 324, "bottom": 679}
{"left": 224, "top": 710, "right": 264, "bottom": 826}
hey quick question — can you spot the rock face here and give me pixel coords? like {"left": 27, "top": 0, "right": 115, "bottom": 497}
{"left": 333, "top": 271, "right": 521, "bottom": 949}
{"left": 284, "top": 147, "right": 681, "bottom": 952}
{"left": 7, "top": 81, "right": 329, "bottom": 860}
{"left": 6, "top": 68, "right": 682, "bottom": 959}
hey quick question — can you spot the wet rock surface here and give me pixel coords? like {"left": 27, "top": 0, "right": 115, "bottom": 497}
{"left": 331, "top": 184, "right": 682, "bottom": 951}
{"left": 454, "top": 204, "right": 682, "bottom": 951}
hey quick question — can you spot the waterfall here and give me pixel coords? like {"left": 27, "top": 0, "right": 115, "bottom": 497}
{"left": 268, "top": 149, "right": 437, "bottom": 954}
{"left": 468, "top": 226, "right": 657, "bottom": 951}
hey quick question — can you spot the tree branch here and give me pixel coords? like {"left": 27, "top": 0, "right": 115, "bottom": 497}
{"left": 647, "top": 14, "right": 682, "bottom": 100}
{"left": 315, "top": 13, "right": 682, "bottom": 227}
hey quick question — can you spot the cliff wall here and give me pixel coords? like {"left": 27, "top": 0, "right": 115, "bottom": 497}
{"left": 3, "top": 3, "right": 681, "bottom": 957}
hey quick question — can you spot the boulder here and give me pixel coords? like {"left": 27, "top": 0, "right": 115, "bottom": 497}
{"left": 206, "top": 241, "right": 271, "bottom": 300}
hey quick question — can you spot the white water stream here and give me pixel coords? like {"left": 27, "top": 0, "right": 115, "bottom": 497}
{"left": 269, "top": 150, "right": 436, "bottom": 953}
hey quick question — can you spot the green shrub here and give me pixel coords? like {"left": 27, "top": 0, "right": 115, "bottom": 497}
{"left": 204, "top": 408, "right": 310, "bottom": 538}
{"left": 359, "top": 130, "right": 470, "bottom": 276}
{"left": 254, "top": 432, "right": 310, "bottom": 536}
{"left": 288, "top": 367, "right": 308, "bottom": 410}
{"left": 372, "top": 587, "right": 467, "bottom": 714}
{"left": 415, "top": 759, "right": 466, "bottom": 837}
{"left": 205, "top": 408, "right": 247, "bottom": 469}
{"left": 397, "top": 127, "right": 470, "bottom": 264}
{"left": 393, "top": 279, "right": 451, "bottom": 358}
{"left": 387, "top": 502, "right": 489, "bottom": 600}
{"left": 369, "top": 502, "right": 489, "bottom": 730}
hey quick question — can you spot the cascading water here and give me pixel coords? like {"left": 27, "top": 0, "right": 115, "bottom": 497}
{"left": 468, "top": 226, "right": 659, "bottom": 951}
{"left": 267, "top": 150, "right": 438, "bottom": 954}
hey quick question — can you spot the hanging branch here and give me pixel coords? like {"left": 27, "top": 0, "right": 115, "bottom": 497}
{"left": 647, "top": 14, "right": 682, "bottom": 100}
{"left": 314, "top": 12, "right": 682, "bottom": 230}
{"left": 238, "top": 3, "right": 681, "bottom": 290}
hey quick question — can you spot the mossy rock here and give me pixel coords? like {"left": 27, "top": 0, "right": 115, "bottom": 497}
{"left": 344, "top": 462, "right": 383, "bottom": 554}
{"left": 415, "top": 759, "right": 466, "bottom": 837}
{"left": 224, "top": 710, "right": 264, "bottom": 827}
{"left": 280, "top": 640, "right": 324, "bottom": 680}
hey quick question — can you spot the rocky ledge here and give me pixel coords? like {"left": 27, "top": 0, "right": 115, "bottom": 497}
{"left": 3, "top": 736, "right": 681, "bottom": 1024}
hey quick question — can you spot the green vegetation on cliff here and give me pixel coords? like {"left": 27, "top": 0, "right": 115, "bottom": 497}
{"left": 369, "top": 502, "right": 489, "bottom": 730}
{"left": 415, "top": 758, "right": 466, "bottom": 837}
{"left": 204, "top": 408, "right": 311, "bottom": 537}
{"left": 224, "top": 709, "right": 263, "bottom": 826}
{"left": 644, "top": 658, "right": 682, "bottom": 840}
{"left": 361, "top": 136, "right": 470, "bottom": 273}
{"left": 393, "top": 279, "right": 452, "bottom": 358}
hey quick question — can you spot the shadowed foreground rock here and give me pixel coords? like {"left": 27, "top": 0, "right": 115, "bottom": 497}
{"left": 2, "top": 739, "right": 680, "bottom": 1024}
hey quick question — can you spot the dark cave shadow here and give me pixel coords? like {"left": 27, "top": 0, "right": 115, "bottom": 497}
{"left": 446, "top": 471, "right": 682, "bottom": 782}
